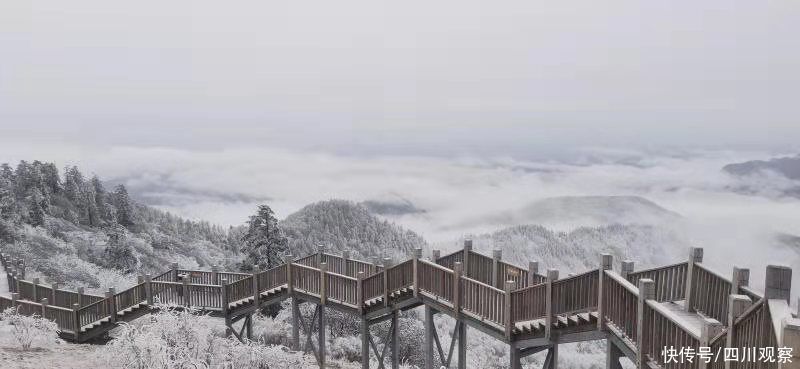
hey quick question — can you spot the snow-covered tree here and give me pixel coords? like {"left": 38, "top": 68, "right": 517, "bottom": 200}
{"left": 0, "top": 307, "right": 61, "bottom": 351}
{"left": 113, "top": 184, "right": 136, "bottom": 228}
{"left": 241, "top": 205, "right": 288, "bottom": 271}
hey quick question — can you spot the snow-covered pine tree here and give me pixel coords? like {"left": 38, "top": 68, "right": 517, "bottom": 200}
{"left": 113, "top": 184, "right": 136, "bottom": 228}
{"left": 241, "top": 205, "right": 288, "bottom": 271}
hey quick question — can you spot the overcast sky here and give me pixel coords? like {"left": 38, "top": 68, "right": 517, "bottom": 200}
{"left": 1, "top": 1, "right": 798, "bottom": 158}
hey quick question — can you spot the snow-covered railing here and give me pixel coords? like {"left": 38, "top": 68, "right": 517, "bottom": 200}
{"left": 626, "top": 262, "right": 688, "bottom": 302}
{"left": 689, "top": 263, "right": 732, "bottom": 325}
{"left": 552, "top": 268, "right": 599, "bottom": 316}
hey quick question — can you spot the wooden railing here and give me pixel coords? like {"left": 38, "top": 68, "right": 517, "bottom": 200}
{"left": 552, "top": 269, "right": 599, "bottom": 315}
{"left": 465, "top": 251, "right": 493, "bottom": 286}
{"left": 77, "top": 298, "right": 109, "bottom": 328}
{"left": 690, "top": 264, "right": 731, "bottom": 325}
{"left": 510, "top": 282, "right": 547, "bottom": 323}
{"left": 627, "top": 262, "right": 688, "bottom": 302}
{"left": 115, "top": 283, "right": 146, "bottom": 311}
{"left": 461, "top": 276, "right": 505, "bottom": 327}
{"left": 362, "top": 272, "right": 384, "bottom": 302}
{"left": 640, "top": 301, "right": 703, "bottom": 368}
{"left": 187, "top": 284, "right": 222, "bottom": 309}
{"left": 178, "top": 270, "right": 215, "bottom": 285}
{"left": 732, "top": 299, "right": 777, "bottom": 361}
{"left": 224, "top": 276, "right": 253, "bottom": 304}
{"left": 218, "top": 272, "right": 250, "bottom": 283}
{"left": 602, "top": 271, "right": 639, "bottom": 343}
{"left": 152, "top": 270, "right": 174, "bottom": 282}
{"left": 295, "top": 254, "right": 320, "bottom": 268}
{"left": 327, "top": 272, "right": 358, "bottom": 306}
{"left": 257, "top": 264, "right": 287, "bottom": 292}
{"left": 417, "top": 260, "right": 454, "bottom": 303}
{"left": 292, "top": 263, "right": 321, "bottom": 296}
{"left": 44, "top": 304, "right": 76, "bottom": 332}
{"left": 386, "top": 259, "right": 413, "bottom": 295}
{"left": 436, "top": 250, "right": 464, "bottom": 270}
{"left": 151, "top": 281, "right": 182, "bottom": 305}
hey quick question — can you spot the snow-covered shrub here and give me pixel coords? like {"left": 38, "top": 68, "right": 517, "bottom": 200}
{"left": 101, "top": 304, "right": 306, "bottom": 369}
{"left": 0, "top": 307, "right": 61, "bottom": 350}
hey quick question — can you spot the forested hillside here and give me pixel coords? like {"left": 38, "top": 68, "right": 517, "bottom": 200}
{"left": 280, "top": 199, "right": 427, "bottom": 260}
{"left": 0, "top": 160, "right": 242, "bottom": 292}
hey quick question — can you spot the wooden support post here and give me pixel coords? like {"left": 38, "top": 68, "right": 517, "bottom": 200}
{"left": 51, "top": 282, "right": 59, "bottom": 305}
{"left": 765, "top": 265, "right": 792, "bottom": 303}
{"left": 463, "top": 239, "right": 472, "bottom": 278}
{"left": 391, "top": 311, "right": 399, "bottom": 369}
{"left": 356, "top": 271, "right": 365, "bottom": 312}
{"left": 320, "top": 262, "right": 328, "bottom": 305}
{"left": 454, "top": 262, "right": 463, "bottom": 316}
{"left": 361, "top": 318, "right": 370, "bottom": 369}
{"left": 781, "top": 318, "right": 800, "bottom": 369}
{"left": 457, "top": 321, "right": 467, "bottom": 369}
{"left": 620, "top": 261, "right": 634, "bottom": 280}
{"left": 171, "top": 262, "right": 179, "bottom": 281}
{"left": 413, "top": 248, "right": 422, "bottom": 297}
{"left": 382, "top": 258, "right": 391, "bottom": 307}
{"left": 424, "top": 306, "right": 435, "bottom": 369}
{"left": 545, "top": 269, "right": 559, "bottom": 339}
{"left": 725, "top": 294, "right": 751, "bottom": 369}
{"left": 32, "top": 277, "right": 40, "bottom": 302}
{"left": 291, "top": 297, "right": 300, "bottom": 351}
{"left": 211, "top": 265, "right": 220, "bottom": 285}
{"left": 606, "top": 339, "right": 624, "bottom": 369}
{"left": 11, "top": 292, "right": 18, "bottom": 308}
{"left": 544, "top": 343, "right": 559, "bottom": 369}
{"left": 107, "top": 288, "right": 117, "bottom": 323}
{"left": 72, "top": 303, "right": 81, "bottom": 333}
{"left": 731, "top": 266, "right": 749, "bottom": 296}
{"left": 431, "top": 249, "right": 440, "bottom": 262}
{"left": 252, "top": 265, "right": 260, "bottom": 307}
{"left": 598, "top": 254, "right": 613, "bottom": 330}
{"left": 504, "top": 279, "right": 514, "bottom": 339}
{"left": 317, "top": 304, "right": 326, "bottom": 368}
{"left": 286, "top": 254, "right": 294, "bottom": 294}
{"left": 40, "top": 297, "right": 48, "bottom": 318}
{"left": 636, "top": 279, "right": 655, "bottom": 368}
{"left": 182, "top": 276, "right": 190, "bottom": 306}
{"left": 684, "top": 247, "right": 703, "bottom": 312}
{"left": 144, "top": 275, "right": 152, "bottom": 305}
{"left": 317, "top": 244, "right": 325, "bottom": 266}
{"left": 699, "top": 318, "right": 723, "bottom": 369}
{"left": 220, "top": 278, "right": 229, "bottom": 315}
{"left": 492, "top": 249, "right": 502, "bottom": 288}
{"left": 509, "top": 343, "right": 522, "bottom": 369}
{"left": 528, "top": 261, "right": 539, "bottom": 287}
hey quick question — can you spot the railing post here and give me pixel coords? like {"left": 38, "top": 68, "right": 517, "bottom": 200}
{"left": 699, "top": 318, "right": 723, "bottom": 369}
{"left": 252, "top": 265, "right": 260, "bottom": 306}
{"left": 182, "top": 276, "right": 190, "bottom": 306}
{"left": 32, "top": 277, "right": 40, "bottom": 302}
{"left": 77, "top": 287, "right": 84, "bottom": 307}
{"left": 463, "top": 239, "right": 472, "bottom": 277}
{"left": 171, "top": 262, "right": 179, "bottom": 281}
{"left": 731, "top": 266, "right": 749, "bottom": 296}
{"left": 598, "top": 254, "right": 612, "bottom": 330}
{"left": 220, "top": 278, "right": 229, "bottom": 314}
{"left": 317, "top": 244, "right": 325, "bottom": 266}
{"left": 382, "top": 257, "right": 391, "bottom": 307}
{"left": 51, "top": 282, "right": 58, "bottom": 305}
{"left": 431, "top": 249, "right": 440, "bottom": 262}
{"left": 286, "top": 254, "right": 294, "bottom": 294}
{"left": 725, "top": 294, "right": 751, "bottom": 369}
{"left": 211, "top": 265, "right": 220, "bottom": 285}
{"left": 492, "top": 249, "right": 502, "bottom": 289}
{"left": 684, "top": 247, "right": 703, "bottom": 312}
{"left": 11, "top": 292, "right": 18, "bottom": 308}
{"left": 107, "top": 288, "right": 117, "bottom": 323}
{"left": 144, "top": 274, "right": 152, "bottom": 305}
{"left": 545, "top": 269, "right": 559, "bottom": 339}
{"left": 636, "top": 279, "right": 655, "bottom": 368}
{"left": 72, "top": 303, "right": 81, "bottom": 333}
{"left": 620, "top": 261, "right": 634, "bottom": 280}
{"left": 505, "top": 279, "right": 514, "bottom": 340}
{"left": 356, "top": 271, "right": 364, "bottom": 312}
{"left": 453, "top": 262, "right": 463, "bottom": 317}
{"left": 527, "top": 261, "right": 539, "bottom": 287}
{"left": 413, "top": 248, "right": 422, "bottom": 297}
{"left": 40, "top": 298, "right": 48, "bottom": 318}
{"left": 343, "top": 250, "right": 351, "bottom": 276}
{"left": 765, "top": 265, "right": 792, "bottom": 303}
{"left": 320, "top": 262, "right": 328, "bottom": 305}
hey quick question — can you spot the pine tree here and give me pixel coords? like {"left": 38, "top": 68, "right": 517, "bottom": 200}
{"left": 113, "top": 184, "right": 136, "bottom": 228}
{"left": 63, "top": 166, "right": 84, "bottom": 202}
{"left": 241, "top": 205, "right": 288, "bottom": 271}
{"left": 28, "top": 189, "right": 46, "bottom": 227}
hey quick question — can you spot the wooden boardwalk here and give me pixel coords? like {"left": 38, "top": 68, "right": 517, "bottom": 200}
{"left": 1, "top": 242, "right": 798, "bottom": 369}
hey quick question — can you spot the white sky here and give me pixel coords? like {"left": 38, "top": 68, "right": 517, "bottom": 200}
{"left": 1, "top": 1, "right": 798, "bottom": 157}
